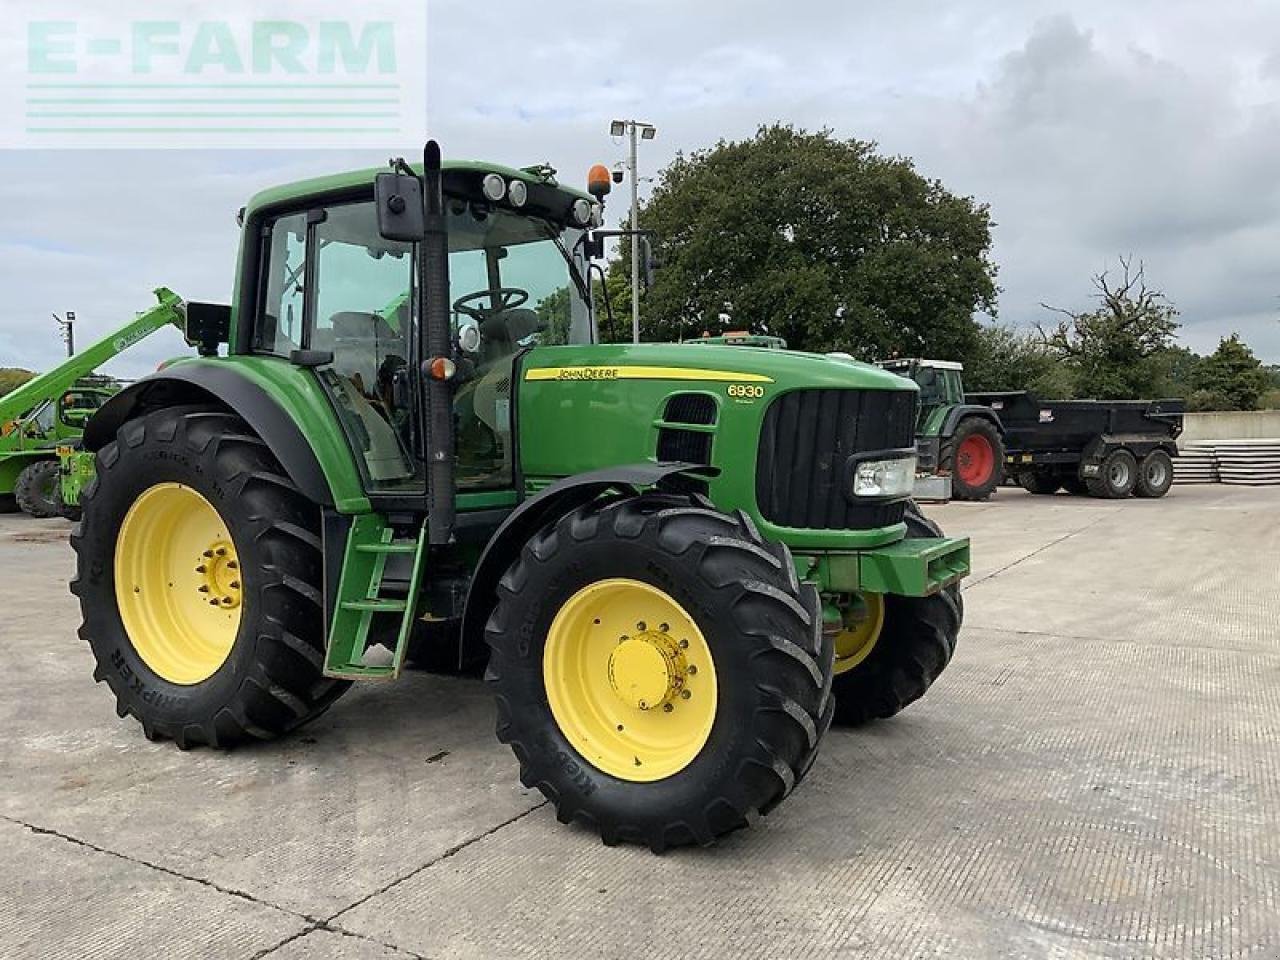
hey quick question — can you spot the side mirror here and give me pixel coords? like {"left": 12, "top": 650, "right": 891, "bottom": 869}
{"left": 375, "top": 170, "right": 425, "bottom": 241}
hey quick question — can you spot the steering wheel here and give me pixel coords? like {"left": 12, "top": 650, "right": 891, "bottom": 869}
{"left": 453, "top": 287, "right": 529, "bottom": 320}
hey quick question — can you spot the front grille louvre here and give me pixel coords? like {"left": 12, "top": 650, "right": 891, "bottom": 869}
{"left": 756, "top": 389, "right": 916, "bottom": 530}
{"left": 657, "top": 427, "right": 712, "bottom": 464}
{"left": 664, "top": 393, "right": 718, "bottom": 425}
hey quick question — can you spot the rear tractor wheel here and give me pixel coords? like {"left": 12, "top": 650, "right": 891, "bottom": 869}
{"left": 486, "top": 494, "right": 834, "bottom": 851}
{"left": 944, "top": 418, "right": 1003, "bottom": 501}
{"left": 14, "top": 459, "right": 60, "bottom": 518}
{"left": 71, "top": 407, "right": 349, "bottom": 748}
{"left": 830, "top": 505, "right": 963, "bottom": 725}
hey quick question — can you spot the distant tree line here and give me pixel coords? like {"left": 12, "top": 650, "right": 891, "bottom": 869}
{"left": 963, "top": 257, "right": 1278, "bottom": 411}
{"left": 601, "top": 126, "right": 1275, "bottom": 413}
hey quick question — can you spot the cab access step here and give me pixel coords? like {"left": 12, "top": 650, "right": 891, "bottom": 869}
{"left": 323, "top": 514, "right": 427, "bottom": 680}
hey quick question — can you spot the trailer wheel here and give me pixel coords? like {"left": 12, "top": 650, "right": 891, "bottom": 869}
{"left": 1085, "top": 449, "right": 1138, "bottom": 499}
{"left": 14, "top": 459, "right": 60, "bottom": 518}
{"left": 1135, "top": 450, "right": 1173, "bottom": 499}
{"left": 944, "top": 418, "right": 1003, "bottom": 501}
{"left": 71, "top": 406, "right": 349, "bottom": 748}
{"left": 1017, "top": 470, "right": 1061, "bottom": 495}
{"left": 486, "top": 493, "right": 834, "bottom": 851}
{"left": 831, "top": 505, "right": 962, "bottom": 725}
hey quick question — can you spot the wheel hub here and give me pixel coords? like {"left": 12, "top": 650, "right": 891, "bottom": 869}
{"left": 608, "top": 630, "right": 687, "bottom": 710}
{"left": 196, "top": 540, "right": 242, "bottom": 610}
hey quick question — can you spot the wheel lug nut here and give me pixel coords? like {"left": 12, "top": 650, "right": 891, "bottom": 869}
{"left": 227, "top": 561, "right": 238, "bottom": 570}
{"left": 202, "top": 550, "right": 213, "bottom": 558}
{"left": 659, "top": 622, "right": 669, "bottom": 633}
{"left": 688, "top": 665, "right": 698, "bottom": 675}
{"left": 198, "top": 585, "right": 210, "bottom": 593}
{"left": 663, "top": 703, "right": 673, "bottom": 713}
{"left": 196, "top": 565, "right": 207, "bottom": 574}
{"left": 215, "top": 548, "right": 227, "bottom": 557}
{"left": 209, "top": 599, "right": 220, "bottom": 607}
{"left": 636, "top": 621, "right": 646, "bottom": 631}
{"left": 680, "top": 690, "right": 691, "bottom": 700}
{"left": 679, "top": 639, "right": 689, "bottom": 649}
{"left": 638, "top": 701, "right": 647, "bottom": 710}
{"left": 230, "top": 581, "right": 240, "bottom": 590}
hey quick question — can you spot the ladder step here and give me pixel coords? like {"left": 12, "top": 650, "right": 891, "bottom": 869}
{"left": 324, "top": 663, "right": 396, "bottom": 680}
{"left": 354, "top": 542, "right": 418, "bottom": 555}
{"left": 340, "top": 598, "right": 408, "bottom": 613}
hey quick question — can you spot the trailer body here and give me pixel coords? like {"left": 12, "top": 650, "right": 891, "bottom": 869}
{"left": 967, "top": 391, "right": 1184, "bottom": 498}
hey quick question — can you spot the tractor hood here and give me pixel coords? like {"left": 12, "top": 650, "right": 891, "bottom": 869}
{"left": 521, "top": 342, "right": 918, "bottom": 394}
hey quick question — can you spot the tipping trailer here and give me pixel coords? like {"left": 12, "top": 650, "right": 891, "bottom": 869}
{"left": 966, "top": 392, "right": 1184, "bottom": 499}
{"left": 0, "top": 288, "right": 187, "bottom": 517}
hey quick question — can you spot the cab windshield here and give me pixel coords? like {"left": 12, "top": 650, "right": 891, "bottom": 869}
{"left": 446, "top": 201, "right": 591, "bottom": 351}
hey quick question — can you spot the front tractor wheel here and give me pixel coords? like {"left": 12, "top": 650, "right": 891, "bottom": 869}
{"left": 71, "top": 407, "right": 349, "bottom": 748}
{"left": 830, "top": 505, "right": 963, "bottom": 725}
{"left": 944, "top": 418, "right": 1003, "bottom": 501}
{"left": 486, "top": 495, "right": 834, "bottom": 852}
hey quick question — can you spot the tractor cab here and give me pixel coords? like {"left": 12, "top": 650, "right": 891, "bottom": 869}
{"left": 876, "top": 359, "right": 965, "bottom": 430}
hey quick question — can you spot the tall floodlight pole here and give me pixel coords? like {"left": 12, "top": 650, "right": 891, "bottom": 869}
{"left": 629, "top": 123, "right": 639, "bottom": 344}
{"left": 611, "top": 119, "right": 657, "bottom": 344}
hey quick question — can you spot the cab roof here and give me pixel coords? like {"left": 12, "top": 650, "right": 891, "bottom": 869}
{"left": 244, "top": 158, "right": 593, "bottom": 220}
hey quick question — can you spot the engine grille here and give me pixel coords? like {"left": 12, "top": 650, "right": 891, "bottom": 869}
{"left": 755, "top": 389, "right": 917, "bottom": 530}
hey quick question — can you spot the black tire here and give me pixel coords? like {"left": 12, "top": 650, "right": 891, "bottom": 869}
{"left": 941, "top": 417, "right": 1003, "bottom": 501}
{"left": 70, "top": 406, "right": 349, "bottom": 748}
{"left": 832, "top": 505, "right": 962, "bottom": 726}
{"left": 486, "top": 493, "right": 834, "bottom": 852}
{"left": 1018, "top": 470, "right": 1061, "bottom": 495}
{"left": 1135, "top": 450, "right": 1173, "bottom": 499}
{"left": 1085, "top": 449, "right": 1138, "bottom": 499}
{"left": 1061, "top": 475, "right": 1088, "bottom": 496}
{"left": 14, "top": 459, "right": 60, "bottom": 518}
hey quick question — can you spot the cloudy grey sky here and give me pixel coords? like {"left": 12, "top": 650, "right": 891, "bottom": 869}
{"left": 3, "top": 0, "right": 1279, "bottom": 378}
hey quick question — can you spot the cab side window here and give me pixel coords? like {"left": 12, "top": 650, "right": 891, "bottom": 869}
{"left": 255, "top": 212, "right": 308, "bottom": 356}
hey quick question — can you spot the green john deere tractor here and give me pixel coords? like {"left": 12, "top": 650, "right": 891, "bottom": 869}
{"left": 72, "top": 145, "right": 969, "bottom": 851}
{"left": 877, "top": 358, "right": 1005, "bottom": 501}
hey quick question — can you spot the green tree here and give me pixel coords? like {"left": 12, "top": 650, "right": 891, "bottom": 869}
{"left": 962, "top": 323, "right": 1071, "bottom": 397}
{"left": 0, "top": 368, "right": 35, "bottom": 397}
{"left": 623, "top": 124, "right": 998, "bottom": 357}
{"left": 1039, "top": 257, "right": 1180, "bottom": 398}
{"left": 1190, "top": 333, "right": 1269, "bottom": 411}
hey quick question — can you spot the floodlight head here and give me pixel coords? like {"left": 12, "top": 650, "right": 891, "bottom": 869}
{"left": 640, "top": 125, "right": 656, "bottom": 140}
{"left": 610, "top": 120, "right": 626, "bottom": 137}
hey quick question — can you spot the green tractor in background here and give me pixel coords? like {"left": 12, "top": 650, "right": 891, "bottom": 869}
{"left": 1, "top": 287, "right": 186, "bottom": 518}
{"left": 877, "top": 358, "right": 1005, "bottom": 501}
{"left": 72, "top": 145, "right": 969, "bottom": 851}
{"left": 0, "top": 379, "right": 116, "bottom": 518}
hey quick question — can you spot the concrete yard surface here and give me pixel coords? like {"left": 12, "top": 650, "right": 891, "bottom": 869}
{"left": 1, "top": 484, "right": 1277, "bottom": 959}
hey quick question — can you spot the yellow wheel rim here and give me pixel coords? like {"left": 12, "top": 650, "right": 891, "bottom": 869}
{"left": 543, "top": 578, "right": 718, "bottom": 782}
{"left": 833, "top": 593, "right": 885, "bottom": 676}
{"left": 114, "top": 483, "right": 243, "bottom": 685}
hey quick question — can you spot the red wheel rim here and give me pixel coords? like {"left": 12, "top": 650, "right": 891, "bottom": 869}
{"left": 956, "top": 435, "right": 994, "bottom": 486}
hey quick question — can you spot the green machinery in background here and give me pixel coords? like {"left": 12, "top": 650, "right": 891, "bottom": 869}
{"left": 0, "top": 288, "right": 185, "bottom": 518}
{"left": 876, "top": 358, "right": 1006, "bottom": 501}
{"left": 71, "top": 146, "right": 970, "bottom": 852}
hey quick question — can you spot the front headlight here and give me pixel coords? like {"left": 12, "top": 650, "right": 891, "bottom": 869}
{"left": 851, "top": 456, "right": 917, "bottom": 498}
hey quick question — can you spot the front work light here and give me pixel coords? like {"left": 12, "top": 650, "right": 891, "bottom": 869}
{"left": 852, "top": 456, "right": 917, "bottom": 498}
{"left": 482, "top": 173, "right": 506, "bottom": 202}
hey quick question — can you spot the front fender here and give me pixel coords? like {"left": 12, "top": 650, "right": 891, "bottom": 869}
{"left": 459, "top": 462, "right": 719, "bottom": 661}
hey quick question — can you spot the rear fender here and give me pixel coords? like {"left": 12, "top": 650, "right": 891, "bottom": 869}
{"left": 84, "top": 366, "right": 334, "bottom": 506}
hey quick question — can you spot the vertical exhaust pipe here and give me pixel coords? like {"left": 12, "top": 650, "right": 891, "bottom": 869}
{"left": 421, "top": 141, "right": 455, "bottom": 545}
